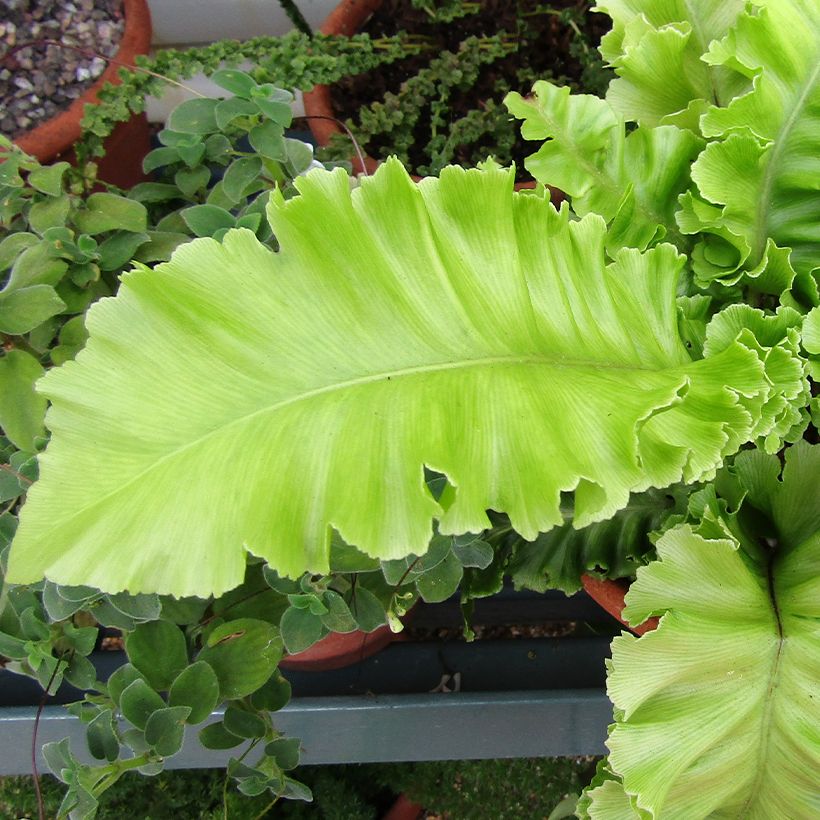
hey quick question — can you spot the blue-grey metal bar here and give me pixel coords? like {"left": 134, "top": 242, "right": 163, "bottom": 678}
{"left": 0, "top": 690, "right": 610, "bottom": 775}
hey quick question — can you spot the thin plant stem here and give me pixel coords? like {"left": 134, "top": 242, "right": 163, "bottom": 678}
{"left": 3, "top": 40, "right": 205, "bottom": 98}
{"left": 300, "top": 115, "right": 369, "bottom": 176}
{"left": 33, "top": 652, "right": 69, "bottom": 820}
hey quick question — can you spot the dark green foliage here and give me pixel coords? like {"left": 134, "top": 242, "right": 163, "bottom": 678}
{"left": 383, "top": 756, "right": 599, "bottom": 818}
{"left": 324, "top": 1, "right": 612, "bottom": 176}
{"left": 1, "top": 757, "right": 599, "bottom": 819}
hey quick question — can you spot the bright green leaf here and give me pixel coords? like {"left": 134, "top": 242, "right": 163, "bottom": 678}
{"left": 606, "top": 445, "right": 820, "bottom": 816}
{"left": 7, "top": 163, "right": 800, "bottom": 596}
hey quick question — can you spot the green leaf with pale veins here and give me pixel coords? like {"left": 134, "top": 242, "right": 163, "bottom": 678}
{"left": 6, "top": 161, "right": 803, "bottom": 596}
{"left": 603, "top": 443, "right": 820, "bottom": 818}
{"left": 594, "top": 0, "right": 748, "bottom": 127}
{"left": 505, "top": 83, "right": 700, "bottom": 254}
{"left": 682, "top": 1, "right": 820, "bottom": 282}
{"left": 508, "top": 486, "right": 686, "bottom": 594}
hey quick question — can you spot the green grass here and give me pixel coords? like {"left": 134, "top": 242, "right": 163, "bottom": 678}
{"left": 0, "top": 756, "right": 597, "bottom": 818}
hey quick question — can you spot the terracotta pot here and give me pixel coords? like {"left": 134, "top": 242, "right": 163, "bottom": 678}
{"left": 12, "top": 0, "right": 153, "bottom": 188}
{"left": 279, "top": 624, "right": 400, "bottom": 672}
{"left": 581, "top": 574, "right": 659, "bottom": 636}
{"left": 303, "top": 0, "right": 564, "bottom": 204}
{"left": 382, "top": 794, "right": 424, "bottom": 820}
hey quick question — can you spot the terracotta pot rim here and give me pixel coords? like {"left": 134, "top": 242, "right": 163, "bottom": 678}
{"left": 279, "top": 622, "right": 398, "bottom": 672}
{"left": 580, "top": 574, "right": 659, "bottom": 636}
{"left": 13, "top": 0, "right": 153, "bottom": 163}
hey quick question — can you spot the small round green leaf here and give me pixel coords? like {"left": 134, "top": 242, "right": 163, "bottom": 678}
{"left": 214, "top": 96, "right": 258, "bottom": 130}
{"left": 28, "top": 162, "right": 70, "bottom": 196}
{"left": 168, "top": 661, "right": 219, "bottom": 724}
{"left": 73, "top": 193, "right": 147, "bottom": 235}
{"left": 415, "top": 550, "right": 463, "bottom": 603}
{"left": 0, "top": 350, "right": 47, "bottom": 451}
{"left": 280, "top": 606, "right": 325, "bottom": 654}
{"left": 222, "top": 157, "right": 263, "bottom": 204}
{"left": 142, "top": 146, "right": 180, "bottom": 174}
{"left": 125, "top": 620, "right": 188, "bottom": 690}
{"left": 265, "top": 737, "right": 301, "bottom": 771}
{"left": 197, "top": 618, "right": 283, "bottom": 700}
{"left": 199, "top": 720, "right": 244, "bottom": 750}
{"left": 106, "top": 663, "right": 146, "bottom": 707}
{"left": 320, "top": 590, "right": 357, "bottom": 633}
{"left": 119, "top": 678, "right": 166, "bottom": 730}
{"left": 168, "top": 98, "right": 218, "bottom": 134}
{"left": 29, "top": 195, "right": 71, "bottom": 235}
{"left": 223, "top": 704, "right": 267, "bottom": 739}
{"left": 248, "top": 121, "right": 286, "bottom": 160}
{"left": 211, "top": 69, "right": 258, "bottom": 98}
{"left": 452, "top": 536, "right": 494, "bottom": 569}
{"left": 175, "top": 166, "right": 211, "bottom": 199}
{"left": 144, "top": 705, "right": 191, "bottom": 756}
{"left": 105, "top": 591, "right": 162, "bottom": 622}
{"left": 181, "top": 204, "right": 236, "bottom": 238}
{"left": 86, "top": 709, "right": 119, "bottom": 761}
{"left": 250, "top": 672, "right": 291, "bottom": 712}
{"left": 348, "top": 587, "right": 388, "bottom": 632}
{"left": 0, "top": 285, "right": 66, "bottom": 335}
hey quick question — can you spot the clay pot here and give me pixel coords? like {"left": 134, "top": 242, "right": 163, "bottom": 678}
{"left": 12, "top": 0, "right": 153, "bottom": 188}
{"left": 279, "top": 624, "right": 399, "bottom": 672}
{"left": 303, "top": 0, "right": 563, "bottom": 204}
{"left": 382, "top": 794, "right": 424, "bottom": 820}
{"left": 580, "top": 574, "right": 659, "bottom": 636}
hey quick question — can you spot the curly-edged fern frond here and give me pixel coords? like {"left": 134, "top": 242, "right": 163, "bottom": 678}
{"left": 587, "top": 442, "right": 820, "bottom": 818}
{"left": 6, "top": 162, "right": 804, "bottom": 596}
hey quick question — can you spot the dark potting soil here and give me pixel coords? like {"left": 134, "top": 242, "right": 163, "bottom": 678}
{"left": 0, "top": 0, "right": 124, "bottom": 138}
{"left": 327, "top": 0, "right": 612, "bottom": 179}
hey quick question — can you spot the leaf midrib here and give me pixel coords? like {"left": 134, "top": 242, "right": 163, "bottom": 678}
{"left": 36, "top": 352, "right": 669, "bottom": 540}
{"left": 738, "top": 549, "right": 786, "bottom": 812}
{"left": 752, "top": 60, "right": 820, "bottom": 262}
